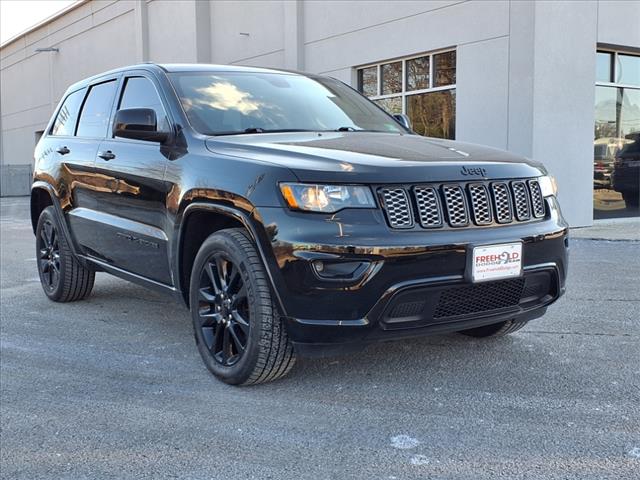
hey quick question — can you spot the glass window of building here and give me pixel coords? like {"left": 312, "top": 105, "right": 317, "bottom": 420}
{"left": 593, "top": 49, "right": 640, "bottom": 219}
{"left": 357, "top": 66, "right": 377, "bottom": 97}
{"left": 356, "top": 49, "right": 456, "bottom": 139}
{"left": 596, "top": 51, "right": 613, "bottom": 83}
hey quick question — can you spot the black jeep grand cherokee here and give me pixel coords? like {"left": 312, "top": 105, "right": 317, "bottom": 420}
{"left": 32, "top": 64, "right": 568, "bottom": 385}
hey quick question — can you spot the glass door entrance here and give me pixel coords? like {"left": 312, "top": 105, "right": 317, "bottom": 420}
{"left": 593, "top": 50, "right": 640, "bottom": 219}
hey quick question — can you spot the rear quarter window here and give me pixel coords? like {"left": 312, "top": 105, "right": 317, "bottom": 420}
{"left": 50, "top": 89, "right": 85, "bottom": 136}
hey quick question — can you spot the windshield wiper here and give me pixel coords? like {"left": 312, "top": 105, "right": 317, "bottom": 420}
{"left": 332, "top": 127, "right": 391, "bottom": 133}
{"left": 209, "top": 127, "right": 392, "bottom": 136}
{"left": 210, "top": 128, "right": 317, "bottom": 136}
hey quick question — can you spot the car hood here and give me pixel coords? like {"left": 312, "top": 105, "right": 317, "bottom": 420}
{"left": 205, "top": 132, "right": 546, "bottom": 183}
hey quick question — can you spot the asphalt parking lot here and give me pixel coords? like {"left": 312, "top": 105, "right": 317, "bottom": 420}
{"left": 1, "top": 196, "right": 638, "bottom": 480}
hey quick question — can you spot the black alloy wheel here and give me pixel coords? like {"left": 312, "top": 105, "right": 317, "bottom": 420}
{"left": 35, "top": 206, "right": 95, "bottom": 302}
{"left": 38, "top": 219, "right": 61, "bottom": 291}
{"left": 189, "top": 228, "right": 296, "bottom": 385}
{"left": 197, "top": 253, "right": 250, "bottom": 366}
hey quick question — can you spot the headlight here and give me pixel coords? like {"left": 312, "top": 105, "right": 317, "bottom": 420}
{"left": 538, "top": 175, "right": 558, "bottom": 197}
{"left": 279, "top": 183, "right": 376, "bottom": 213}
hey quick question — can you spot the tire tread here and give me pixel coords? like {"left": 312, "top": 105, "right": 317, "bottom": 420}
{"left": 191, "top": 228, "right": 295, "bottom": 385}
{"left": 37, "top": 207, "right": 95, "bottom": 302}
{"left": 223, "top": 229, "right": 295, "bottom": 385}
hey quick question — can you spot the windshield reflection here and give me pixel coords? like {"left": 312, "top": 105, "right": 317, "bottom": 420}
{"left": 194, "top": 79, "right": 263, "bottom": 114}
{"left": 170, "top": 71, "right": 405, "bottom": 136}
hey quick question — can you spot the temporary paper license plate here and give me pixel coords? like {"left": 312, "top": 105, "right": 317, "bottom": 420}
{"left": 471, "top": 242, "right": 523, "bottom": 283}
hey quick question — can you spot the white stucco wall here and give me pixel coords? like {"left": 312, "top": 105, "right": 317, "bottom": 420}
{"left": 210, "top": 0, "right": 285, "bottom": 66}
{"left": 1, "top": 0, "right": 638, "bottom": 224}
{"left": 597, "top": 0, "right": 640, "bottom": 47}
{"left": 529, "top": 1, "right": 598, "bottom": 227}
{"left": 0, "top": 0, "right": 137, "bottom": 193}
{"left": 148, "top": 0, "right": 199, "bottom": 63}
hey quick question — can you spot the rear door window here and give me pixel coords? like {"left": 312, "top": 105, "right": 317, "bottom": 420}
{"left": 118, "top": 76, "right": 170, "bottom": 134}
{"left": 76, "top": 80, "right": 118, "bottom": 138}
{"left": 51, "top": 89, "right": 85, "bottom": 136}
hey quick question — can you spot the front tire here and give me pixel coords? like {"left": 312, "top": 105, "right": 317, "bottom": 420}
{"left": 458, "top": 319, "right": 529, "bottom": 338}
{"left": 189, "top": 228, "right": 296, "bottom": 385}
{"left": 35, "top": 206, "right": 95, "bottom": 302}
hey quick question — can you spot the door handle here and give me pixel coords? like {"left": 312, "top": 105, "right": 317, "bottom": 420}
{"left": 98, "top": 150, "right": 116, "bottom": 161}
{"left": 56, "top": 146, "right": 70, "bottom": 155}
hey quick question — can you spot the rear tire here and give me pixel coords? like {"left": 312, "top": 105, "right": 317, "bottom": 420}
{"left": 35, "top": 206, "right": 95, "bottom": 302}
{"left": 458, "top": 319, "right": 528, "bottom": 338}
{"left": 189, "top": 228, "right": 296, "bottom": 385}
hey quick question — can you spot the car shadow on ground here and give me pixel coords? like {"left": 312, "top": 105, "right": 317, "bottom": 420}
{"left": 81, "top": 274, "right": 559, "bottom": 393}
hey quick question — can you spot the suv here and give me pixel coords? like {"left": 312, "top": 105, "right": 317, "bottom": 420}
{"left": 31, "top": 64, "right": 568, "bottom": 385}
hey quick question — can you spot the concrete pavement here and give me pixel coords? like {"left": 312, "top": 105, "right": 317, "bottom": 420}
{"left": 1, "top": 197, "right": 639, "bottom": 479}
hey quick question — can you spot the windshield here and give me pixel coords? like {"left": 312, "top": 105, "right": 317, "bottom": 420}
{"left": 168, "top": 71, "right": 405, "bottom": 136}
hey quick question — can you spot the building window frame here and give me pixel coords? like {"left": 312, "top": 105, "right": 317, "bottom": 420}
{"left": 356, "top": 47, "right": 457, "bottom": 115}
{"left": 595, "top": 48, "right": 640, "bottom": 89}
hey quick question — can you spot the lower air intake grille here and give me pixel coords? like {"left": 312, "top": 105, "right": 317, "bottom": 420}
{"left": 389, "top": 300, "right": 426, "bottom": 318}
{"left": 434, "top": 278, "right": 526, "bottom": 319}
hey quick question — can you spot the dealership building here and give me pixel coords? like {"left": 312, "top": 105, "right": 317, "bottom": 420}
{"left": 1, "top": 0, "right": 639, "bottom": 226}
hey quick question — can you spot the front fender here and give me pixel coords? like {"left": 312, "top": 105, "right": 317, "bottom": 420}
{"left": 31, "top": 182, "right": 75, "bottom": 252}
{"left": 173, "top": 200, "right": 289, "bottom": 316}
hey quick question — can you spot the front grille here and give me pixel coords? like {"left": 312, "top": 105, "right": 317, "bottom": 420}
{"left": 380, "top": 188, "right": 413, "bottom": 228}
{"left": 379, "top": 178, "right": 545, "bottom": 230}
{"left": 433, "top": 278, "right": 526, "bottom": 319}
{"left": 512, "top": 181, "right": 531, "bottom": 221}
{"left": 468, "top": 183, "right": 492, "bottom": 225}
{"left": 413, "top": 186, "right": 443, "bottom": 228}
{"left": 528, "top": 180, "right": 545, "bottom": 218}
{"left": 491, "top": 182, "right": 513, "bottom": 224}
{"left": 442, "top": 185, "right": 469, "bottom": 227}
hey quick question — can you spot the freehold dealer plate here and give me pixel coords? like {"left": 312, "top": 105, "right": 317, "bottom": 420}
{"left": 471, "top": 242, "right": 523, "bottom": 283}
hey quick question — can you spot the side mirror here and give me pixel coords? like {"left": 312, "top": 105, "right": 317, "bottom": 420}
{"left": 113, "top": 108, "right": 169, "bottom": 143}
{"left": 393, "top": 113, "right": 412, "bottom": 131}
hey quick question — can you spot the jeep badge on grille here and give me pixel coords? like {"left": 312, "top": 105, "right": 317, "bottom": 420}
{"left": 460, "top": 166, "right": 487, "bottom": 177}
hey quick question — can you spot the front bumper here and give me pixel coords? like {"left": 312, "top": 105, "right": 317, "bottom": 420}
{"left": 253, "top": 197, "right": 568, "bottom": 355}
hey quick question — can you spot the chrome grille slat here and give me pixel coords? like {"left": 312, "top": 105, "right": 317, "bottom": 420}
{"left": 442, "top": 185, "right": 469, "bottom": 227}
{"left": 413, "top": 186, "right": 443, "bottom": 228}
{"left": 380, "top": 188, "right": 413, "bottom": 228}
{"left": 491, "top": 182, "right": 513, "bottom": 224}
{"left": 511, "top": 181, "right": 531, "bottom": 221}
{"left": 467, "top": 183, "right": 493, "bottom": 225}
{"left": 528, "top": 179, "right": 545, "bottom": 218}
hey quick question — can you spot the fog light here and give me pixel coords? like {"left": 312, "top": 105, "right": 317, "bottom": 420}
{"left": 312, "top": 260, "right": 370, "bottom": 281}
